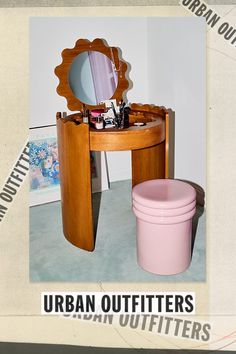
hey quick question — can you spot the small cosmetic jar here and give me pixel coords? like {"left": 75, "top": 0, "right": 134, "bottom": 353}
{"left": 91, "top": 109, "right": 105, "bottom": 118}
{"left": 95, "top": 117, "right": 104, "bottom": 130}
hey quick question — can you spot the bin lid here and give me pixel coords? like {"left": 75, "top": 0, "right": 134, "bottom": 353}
{"left": 132, "top": 179, "right": 196, "bottom": 209}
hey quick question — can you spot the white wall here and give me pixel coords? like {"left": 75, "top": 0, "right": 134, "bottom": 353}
{"left": 147, "top": 18, "right": 206, "bottom": 189}
{"left": 30, "top": 17, "right": 205, "bottom": 188}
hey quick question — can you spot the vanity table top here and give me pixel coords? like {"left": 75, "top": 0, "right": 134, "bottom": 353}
{"left": 90, "top": 118, "right": 165, "bottom": 151}
{"left": 61, "top": 104, "right": 167, "bottom": 152}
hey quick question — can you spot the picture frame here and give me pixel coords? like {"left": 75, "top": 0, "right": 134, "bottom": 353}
{"left": 29, "top": 124, "right": 109, "bottom": 206}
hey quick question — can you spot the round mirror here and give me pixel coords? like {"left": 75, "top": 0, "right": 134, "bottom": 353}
{"left": 68, "top": 51, "right": 118, "bottom": 106}
{"left": 55, "top": 38, "right": 129, "bottom": 111}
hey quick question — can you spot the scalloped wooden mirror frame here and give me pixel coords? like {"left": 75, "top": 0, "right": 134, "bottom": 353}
{"left": 54, "top": 38, "right": 130, "bottom": 111}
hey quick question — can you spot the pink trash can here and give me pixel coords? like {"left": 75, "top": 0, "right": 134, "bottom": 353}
{"left": 132, "top": 179, "right": 196, "bottom": 275}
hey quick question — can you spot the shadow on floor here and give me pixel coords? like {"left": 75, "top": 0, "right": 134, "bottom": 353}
{"left": 92, "top": 191, "right": 102, "bottom": 244}
{"left": 191, "top": 205, "right": 205, "bottom": 257}
{"left": 178, "top": 179, "right": 205, "bottom": 258}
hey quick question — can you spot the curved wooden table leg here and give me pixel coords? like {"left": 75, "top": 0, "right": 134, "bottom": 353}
{"left": 57, "top": 114, "right": 94, "bottom": 251}
{"left": 131, "top": 141, "right": 165, "bottom": 188}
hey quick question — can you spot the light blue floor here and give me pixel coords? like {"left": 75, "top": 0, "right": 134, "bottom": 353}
{"left": 30, "top": 180, "right": 206, "bottom": 282}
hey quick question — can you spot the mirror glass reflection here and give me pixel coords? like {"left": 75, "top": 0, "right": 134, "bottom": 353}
{"left": 68, "top": 51, "right": 118, "bottom": 106}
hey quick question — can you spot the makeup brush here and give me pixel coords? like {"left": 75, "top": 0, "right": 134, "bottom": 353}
{"left": 111, "top": 101, "right": 119, "bottom": 127}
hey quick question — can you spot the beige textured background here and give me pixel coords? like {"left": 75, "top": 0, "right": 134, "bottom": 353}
{"left": 0, "top": 4, "right": 235, "bottom": 350}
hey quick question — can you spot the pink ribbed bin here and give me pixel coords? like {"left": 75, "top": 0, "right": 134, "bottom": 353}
{"left": 132, "top": 179, "right": 196, "bottom": 275}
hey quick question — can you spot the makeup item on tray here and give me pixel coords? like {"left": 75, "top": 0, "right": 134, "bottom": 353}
{"left": 99, "top": 109, "right": 116, "bottom": 128}
{"left": 111, "top": 101, "right": 118, "bottom": 119}
{"left": 81, "top": 104, "right": 90, "bottom": 124}
{"left": 118, "top": 101, "right": 125, "bottom": 129}
{"left": 112, "top": 101, "right": 124, "bottom": 129}
{"left": 90, "top": 115, "right": 104, "bottom": 130}
{"left": 90, "top": 109, "right": 105, "bottom": 118}
{"left": 134, "top": 122, "right": 146, "bottom": 127}
{"left": 123, "top": 106, "right": 131, "bottom": 128}
{"left": 115, "top": 101, "right": 131, "bottom": 129}
{"left": 104, "top": 118, "right": 115, "bottom": 129}
{"left": 95, "top": 117, "right": 104, "bottom": 130}
{"left": 90, "top": 109, "right": 105, "bottom": 129}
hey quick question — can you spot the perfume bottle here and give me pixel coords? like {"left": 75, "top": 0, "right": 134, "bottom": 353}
{"left": 95, "top": 116, "right": 104, "bottom": 130}
{"left": 81, "top": 104, "right": 88, "bottom": 124}
{"left": 83, "top": 107, "right": 90, "bottom": 124}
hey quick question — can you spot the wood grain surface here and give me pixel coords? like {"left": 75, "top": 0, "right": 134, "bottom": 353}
{"left": 90, "top": 119, "right": 165, "bottom": 151}
{"left": 56, "top": 113, "right": 94, "bottom": 251}
{"left": 132, "top": 142, "right": 165, "bottom": 187}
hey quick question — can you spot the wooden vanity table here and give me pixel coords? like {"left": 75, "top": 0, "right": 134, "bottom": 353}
{"left": 55, "top": 38, "right": 171, "bottom": 251}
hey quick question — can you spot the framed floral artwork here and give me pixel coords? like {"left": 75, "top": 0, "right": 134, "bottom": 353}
{"left": 29, "top": 124, "right": 109, "bottom": 206}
